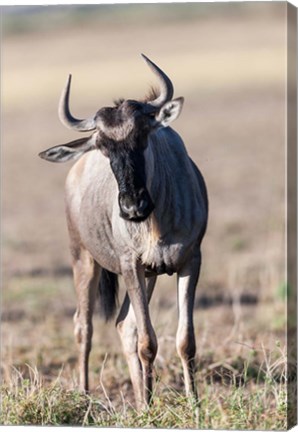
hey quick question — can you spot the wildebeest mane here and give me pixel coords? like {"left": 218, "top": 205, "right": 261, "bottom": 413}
{"left": 142, "top": 86, "right": 159, "bottom": 104}
{"left": 113, "top": 98, "right": 125, "bottom": 107}
{"left": 113, "top": 87, "right": 160, "bottom": 108}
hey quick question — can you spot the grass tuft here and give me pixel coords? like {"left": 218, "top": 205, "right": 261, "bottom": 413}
{"left": 0, "top": 358, "right": 288, "bottom": 429}
{"left": 1, "top": 370, "right": 92, "bottom": 426}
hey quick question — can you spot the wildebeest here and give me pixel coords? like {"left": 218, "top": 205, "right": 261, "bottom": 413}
{"left": 39, "top": 54, "right": 208, "bottom": 410}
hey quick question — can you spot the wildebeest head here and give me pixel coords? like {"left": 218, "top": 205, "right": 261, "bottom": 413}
{"left": 39, "top": 54, "right": 184, "bottom": 222}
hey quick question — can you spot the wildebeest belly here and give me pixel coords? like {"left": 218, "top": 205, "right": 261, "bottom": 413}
{"left": 78, "top": 200, "right": 200, "bottom": 276}
{"left": 80, "top": 220, "right": 194, "bottom": 277}
{"left": 144, "top": 264, "right": 174, "bottom": 277}
{"left": 140, "top": 238, "right": 195, "bottom": 277}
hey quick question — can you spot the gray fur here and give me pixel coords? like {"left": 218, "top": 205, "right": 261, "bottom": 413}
{"left": 40, "top": 55, "right": 208, "bottom": 410}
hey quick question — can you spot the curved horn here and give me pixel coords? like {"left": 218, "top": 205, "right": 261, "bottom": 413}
{"left": 141, "top": 54, "right": 174, "bottom": 108}
{"left": 58, "top": 74, "right": 97, "bottom": 132}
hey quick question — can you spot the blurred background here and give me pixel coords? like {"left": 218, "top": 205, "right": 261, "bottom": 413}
{"left": 2, "top": 1, "right": 287, "bottom": 407}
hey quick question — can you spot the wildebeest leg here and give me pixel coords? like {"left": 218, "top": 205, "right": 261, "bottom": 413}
{"left": 176, "top": 249, "right": 201, "bottom": 402}
{"left": 116, "top": 295, "right": 142, "bottom": 407}
{"left": 72, "top": 247, "right": 100, "bottom": 392}
{"left": 116, "top": 276, "right": 157, "bottom": 409}
{"left": 116, "top": 277, "right": 157, "bottom": 407}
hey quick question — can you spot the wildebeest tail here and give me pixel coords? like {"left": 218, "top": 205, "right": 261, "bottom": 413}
{"left": 98, "top": 269, "right": 119, "bottom": 321}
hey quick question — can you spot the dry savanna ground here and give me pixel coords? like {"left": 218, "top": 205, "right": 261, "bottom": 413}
{"left": 1, "top": 4, "right": 292, "bottom": 429}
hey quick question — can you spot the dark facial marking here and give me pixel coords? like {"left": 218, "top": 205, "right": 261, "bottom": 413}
{"left": 95, "top": 99, "right": 156, "bottom": 222}
{"left": 108, "top": 147, "right": 154, "bottom": 221}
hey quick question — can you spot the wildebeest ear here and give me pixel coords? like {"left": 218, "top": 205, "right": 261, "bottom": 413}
{"left": 156, "top": 97, "right": 184, "bottom": 127}
{"left": 39, "top": 134, "right": 97, "bottom": 163}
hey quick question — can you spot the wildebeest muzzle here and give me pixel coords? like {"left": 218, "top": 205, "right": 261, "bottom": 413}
{"left": 118, "top": 188, "right": 154, "bottom": 222}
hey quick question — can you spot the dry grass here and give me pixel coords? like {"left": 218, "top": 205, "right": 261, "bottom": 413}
{"left": 1, "top": 345, "right": 288, "bottom": 428}
{"left": 1, "top": 3, "right": 290, "bottom": 429}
